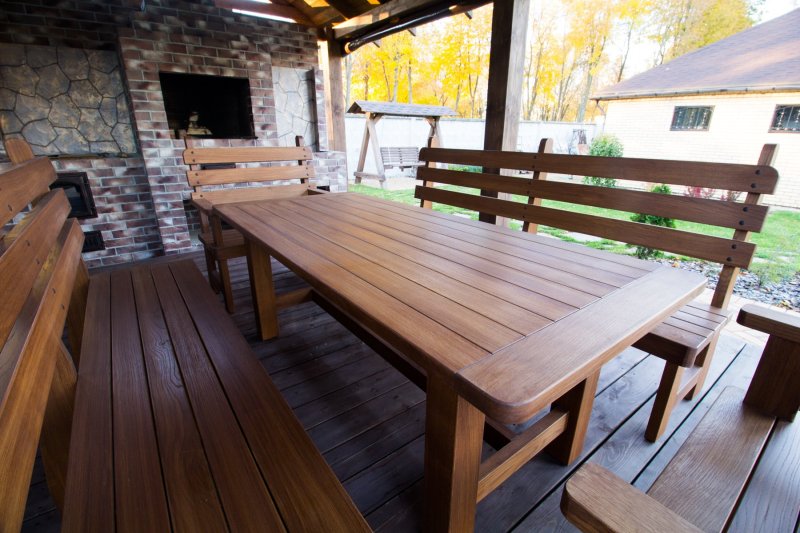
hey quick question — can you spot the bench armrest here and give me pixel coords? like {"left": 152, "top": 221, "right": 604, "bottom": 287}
{"left": 191, "top": 197, "right": 214, "bottom": 214}
{"left": 737, "top": 304, "right": 800, "bottom": 344}
{"left": 561, "top": 463, "right": 702, "bottom": 533}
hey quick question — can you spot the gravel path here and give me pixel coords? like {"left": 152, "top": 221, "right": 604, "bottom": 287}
{"left": 660, "top": 260, "right": 800, "bottom": 311}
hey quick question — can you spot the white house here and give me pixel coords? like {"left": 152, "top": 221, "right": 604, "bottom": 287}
{"left": 593, "top": 8, "right": 800, "bottom": 208}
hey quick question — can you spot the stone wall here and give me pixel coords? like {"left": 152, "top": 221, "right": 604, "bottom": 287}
{"left": 0, "top": 43, "right": 136, "bottom": 156}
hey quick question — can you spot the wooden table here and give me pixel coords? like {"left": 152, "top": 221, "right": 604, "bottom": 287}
{"left": 215, "top": 193, "right": 707, "bottom": 532}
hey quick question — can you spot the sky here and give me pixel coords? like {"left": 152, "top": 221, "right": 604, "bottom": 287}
{"left": 759, "top": 0, "right": 800, "bottom": 21}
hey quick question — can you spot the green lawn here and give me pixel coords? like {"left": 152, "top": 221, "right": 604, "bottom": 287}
{"left": 349, "top": 183, "right": 800, "bottom": 283}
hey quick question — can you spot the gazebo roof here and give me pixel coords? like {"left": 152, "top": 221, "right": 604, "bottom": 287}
{"left": 347, "top": 100, "right": 457, "bottom": 117}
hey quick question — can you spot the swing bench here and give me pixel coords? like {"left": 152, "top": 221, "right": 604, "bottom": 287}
{"left": 348, "top": 100, "right": 456, "bottom": 187}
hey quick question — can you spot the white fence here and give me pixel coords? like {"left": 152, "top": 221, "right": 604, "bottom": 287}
{"left": 344, "top": 115, "right": 597, "bottom": 177}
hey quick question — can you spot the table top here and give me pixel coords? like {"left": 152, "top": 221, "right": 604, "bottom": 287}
{"left": 216, "top": 193, "right": 706, "bottom": 423}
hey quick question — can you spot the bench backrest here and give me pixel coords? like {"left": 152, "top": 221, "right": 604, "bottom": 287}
{"left": 416, "top": 142, "right": 779, "bottom": 309}
{"left": 183, "top": 137, "right": 315, "bottom": 211}
{"left": 0, "top": 140, "right": 85, "bottom": 530}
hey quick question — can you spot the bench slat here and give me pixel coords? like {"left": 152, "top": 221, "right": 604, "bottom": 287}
{"left": 0, "top": 157, "right": 56, "bottom": 227}
{"left": 184, "top": 146, "right": 313, "bottom": 164}
{"left": 418, "top": 167, "right": 769, "bottom": 231}
{"left": 193, "top": 182, "right": 310, "bottom": 206}
{"left": 416, "top": 186, "right": 755, "bottom": 267}
{"left": 417, "top": 167, "right": 535, "bottom": 196}
{"left": 188, "top": 164, "right": 314, "bottom": 186}
{"left": 419, "top": 148, "right": 778, "bottom": 193}
{"left": 0, "top": 190, "right": 70, "bottom": 348}
{"left": 130, "top": 267, "right": 230, "bottom": 532}
{"left": 109, "top": 270, "right": 172, "bottom": 532}
{"left": 0, "top": 219, "right": 82, "bottom": 532}
{"left": 63, "top": 273, "right": 114, "bottom": 533}
{"left": 169, "top": 260, "right": 371, "bottom": 532}
{"left": 727, "top": 418, "right": 800, "bottom": 532}
{"left": 149, "top": 264, "right": 287, "bottom": 531}
{"left": 562, "top": 462, "right": 702, "bottom": 533}
{"left": 648, "top": 387, "right": 774, "bottom": 532}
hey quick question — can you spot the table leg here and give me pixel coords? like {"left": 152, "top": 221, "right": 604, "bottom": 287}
{"left": 246, "top": 240, "right": 278, "bottom": 341}
{"left": 545, "top": 370, "right": 600, "bottom": 465}
{"left": 424, "top": 373, "right": 485, "bottom": 533}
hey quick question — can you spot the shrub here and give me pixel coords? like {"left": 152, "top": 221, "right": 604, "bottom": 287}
{"left": 583, "top": 134, "right": 624, "bottom": 188}
{"left": 631, "top": 184, "right": 676, "bottom": 259}
{"left": 448, "top": 164, "right": 481, "bottom": 173}
{"left": 685, "top": 186, "right": 716, "bottom": 199}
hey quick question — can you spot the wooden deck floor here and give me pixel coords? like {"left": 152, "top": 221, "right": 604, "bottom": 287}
{"left": 22, "top": 253, "right": 789, "bottom": 532}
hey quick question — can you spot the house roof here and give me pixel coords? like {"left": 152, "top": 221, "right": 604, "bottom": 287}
{"left": 593, "top": 8, "right": 800, "bottom": 101}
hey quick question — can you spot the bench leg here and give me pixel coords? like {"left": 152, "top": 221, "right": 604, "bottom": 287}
{"left": 218, "top": 257, "right": 236, "bottom": 314}
{"left": 424, "top": 373, "right": 485, "bottom": 533}
{"left": 40, "top": 340, "right": 77, "bottom": 511}
{"left": 685, "top": 334, "right": 719, "bottom": 401}
{"left": 204, "top": 247, "right": 220, "bottom": 293}
{"left": 646, "top": 362, "right": 685, "bottom": 442}
{"left": 545, "top": 371, "right": 600, "bottom": 464}
{"left": 247, "top": 241, "right": 279, "bottom": 341}
{"left": 744, "top": 334, "right": 800, "bottom": 420}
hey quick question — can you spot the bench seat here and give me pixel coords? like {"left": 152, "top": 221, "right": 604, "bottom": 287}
{"left": 63, "top": 259, "right": 369, "bottom": 532}
{"left": 634, "top": 301, "right": 731, "bottom": 366}
{"left": 562, "top": 304, "right": 800, "bottom": 533}
{"left": 198, "top": 228, "right": 246, "bottom": 258}
{"left": 562, "top": 387, "right": 800, "bottom": 532}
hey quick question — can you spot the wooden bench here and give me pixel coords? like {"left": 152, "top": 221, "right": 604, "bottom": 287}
{"left": 416, "top": 142, "right": 780, "bottom": 441}
{"left": 1, "top": 141, "right": 369, "bottom": 532}
{"left": 381, "top": 146, "right": 424, "bottom": 172}
{"left": 560, "top": 304, "right": 800, "bottom": 533}
{"left": 184, "top": 137, "right": 324, "bottom": 313}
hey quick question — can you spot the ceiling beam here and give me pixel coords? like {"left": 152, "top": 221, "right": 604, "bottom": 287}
{"left": 338, "top": 0, "right": 489, "bottom": 52}
{"left": 332, "top": 0, "right": 434, "bottom": 40}
{"left": 215, "top": 0, "right": 317, "bottom": 26}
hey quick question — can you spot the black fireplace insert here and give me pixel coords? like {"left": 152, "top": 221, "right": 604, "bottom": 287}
{"left": 159, "top": 72, "right": 255, "bottom": 139}
{"left": 50, "top": 172, "right": 97, "bottom": 219}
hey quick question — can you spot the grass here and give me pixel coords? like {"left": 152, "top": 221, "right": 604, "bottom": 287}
{"left": 349, "top": 183, "right": 800, "bottom": 284}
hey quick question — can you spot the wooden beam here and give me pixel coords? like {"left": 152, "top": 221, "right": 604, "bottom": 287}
{"left": 215, "top": 0, "right": 316, "bottom": 26}
{"left": 325, "top": 38, "right": 348, "bottom": 153}
{"left": 480, "top": 0, "right": 530, "bottom": 224}
{"left": 332, "top": 0, "right": 434, "bottom": 40}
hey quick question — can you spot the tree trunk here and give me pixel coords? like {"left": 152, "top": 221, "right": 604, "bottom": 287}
{"left": 407, "top": 63, "right": 413, "bottom": 103}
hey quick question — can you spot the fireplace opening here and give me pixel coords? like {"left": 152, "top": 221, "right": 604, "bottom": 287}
{"left": 51, "top": 172, "right": 97, "bottom": 219}
{"left": 159, "top": 72, "right": 255, "bottom": 139}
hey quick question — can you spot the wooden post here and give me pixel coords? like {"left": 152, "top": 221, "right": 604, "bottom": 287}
{"left": 480, "top": 0, "right": 531, "bottom": 224}
{"left": 523, "top": 137, "right": 554, "bottom": 234}
{"left": 325, "top": 38, "right": 347, "bottom": 154}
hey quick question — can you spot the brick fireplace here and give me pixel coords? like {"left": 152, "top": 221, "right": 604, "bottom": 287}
{"left": 0, "top": 0, "right": 347, "bottom": 266}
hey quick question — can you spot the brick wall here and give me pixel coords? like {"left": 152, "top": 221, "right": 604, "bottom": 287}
{"left": 120, "top": 0, "right": 330, "bottom": 254}
{"left": 52, "top": 156, "right": 163, "bottom": 268}
{"left": 602, "top": 92, "right": 800, "bottom": 209}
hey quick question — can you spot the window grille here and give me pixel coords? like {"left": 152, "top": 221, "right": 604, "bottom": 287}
{"left": 671, "top": 106, "right": 713, "bottom": 131}
{"left": 770, "top": 105, "right": 800, "bottom": 132}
